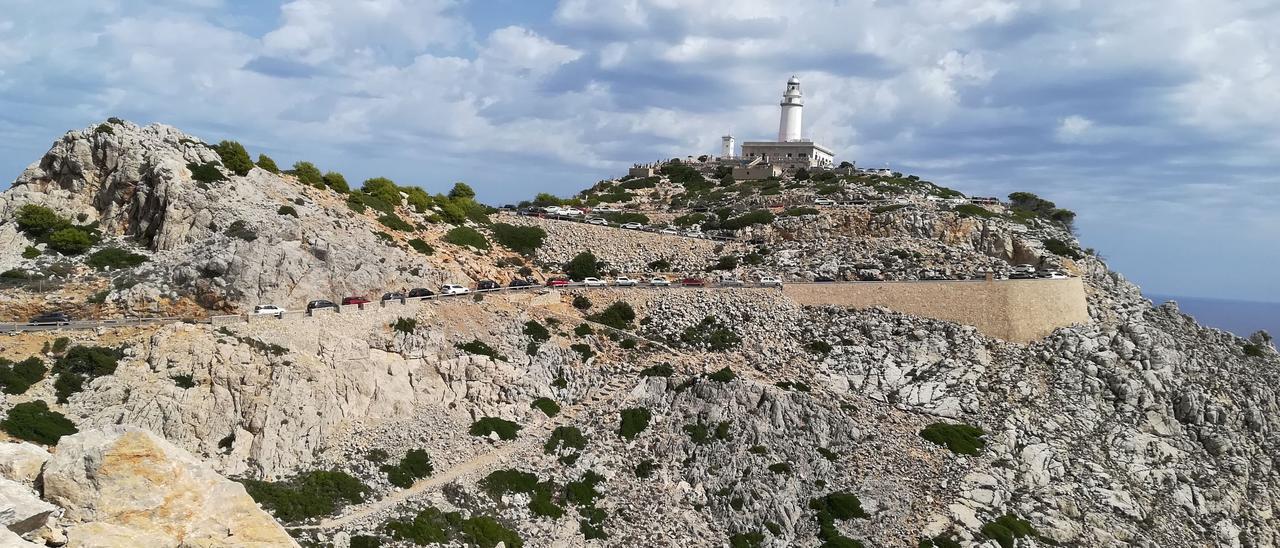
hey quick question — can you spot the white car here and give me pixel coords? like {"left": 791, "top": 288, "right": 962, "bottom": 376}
{"left": 582, "top": 277, "right": 606, "bottom": 287}
{"left": 593, "top": 207, "right": 617, "bottom": 213}
{"left": 253, "top": 305, "right": 286, "bottom": 315}
{"left": 649, "top": 276, "right": 671, "bottom": 287}
{"left": 659, "top": 227, "right": 679, "bottom": 235}
{"left": 614, "top": 276, "right": 638, "bottom": 287}
{"left": 441, "top": 284, "right": 471, "bottom": 295}
{"left": 719, "top": 276, "right": 744, "bottom": 287}
{"left": 814, "top": 198, "right": 836, "bottom": 206}
{"left": 586, "top": 217, "right": 608, "bottom": 225}
{"left": 544, "top": 206, "right": 564, "bottom": 214}
{"left": 758, "top": 276, "right": 783, "bottom": 287}
{"left": 621, "top": 222, "right": 643, "bottom": 230}
{"left": 685, "top": 230, "right": 704, "bottom": 238}
{"left": 560, "top": 208, "right": 584, "bottom": 216}
{"left": 1041, "top": 271, "right": 1070, "bottom": 280}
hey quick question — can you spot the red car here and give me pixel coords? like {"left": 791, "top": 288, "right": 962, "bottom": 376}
{"left": 681, "top": 277, "right": 707, "bottom": 287}
{"left": 546, "top": 278, "right": 570, "bottom": 287}
{"left": 342, "top": 296, "right": 371, "bottom": 305}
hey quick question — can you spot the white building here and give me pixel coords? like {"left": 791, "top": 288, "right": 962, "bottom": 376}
{"left": 721, "top": 134, "right": 735, "bottom": 159}
{"left": 741, "top": 76, "right": 835, "bottom": 171}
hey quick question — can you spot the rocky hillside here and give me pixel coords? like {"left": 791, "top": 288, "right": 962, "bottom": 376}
{"left": 0, "top": 121, "right": 1275, "bottom": 548}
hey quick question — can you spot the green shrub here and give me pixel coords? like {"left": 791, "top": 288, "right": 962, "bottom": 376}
{"left": 1, "top": 400, "right": 76, "bottom": 445}
{"left": 403, "top": 187, "right": 433, "bottom": 213}
{"left": 872, "top": 204, "right": 907, "bottom": 214}
{"left": 768, "top": 462, "right": 792, "bottom": 475}
{"left": 47, "top": 228, "right": 94, "bottom": 254}
{"left": 673, "top": 212, "right": 708, "bottom": 228}
{"left": 920, "top": 422, "right": 986, "bottom": 455}
{"left": 16, "top": 205, "right": 71, "bottom": 237}
{"left": 52, "top": 346, "right": 121, "bottom": 403}
{"left": 94, "top": 123, "right": 114, "bottom": 135}
{"left": 749, "top": 445, "right": 768, "bottom": 455}
{"left": 469, "top": 417, "right": 521, "bottom": 440}
{"left": 523, "top": 320, "right": 550, "bottom": 342}
{"left": 730, "top": 531, "right": 765, "bottom": 548}
{"left": 366, "top": 449, "right": 390, "bottom": 463}
{"left": 620, "top": 177, "right": 659, "bottom": 189}
{"left": 362, "top": 177, "right": 402, "bottom": 205}
{"left": 171, "top": 374, "right": 195, "bottom": 389}
{"left": 256, "top": 154, "right": 280, "bottom": 174}
{"left": 586, "top": 302, "right": 636, "bottom": 330}
{"left": 491, "top": 223, "right": 546, "bottom": 255}
{"left": 805, "top": 340, "right": 833, "bottom": 355}
{"left": 407, "top": 238, "right": 434, "bottom": 255}
{"left": 817, "top": 447, "right": 838, "bottom": 461}
{"left": 225, "top": 220, "right": 257, "bottom": 241}
{"left": 684, "top": 422, "right": 710, "bottom": 444}
{"left": 277, "top": 205, "right": 298, "bottom": 217}
{"left": 619, "top": 407, "right": 651, "bottom": 440}
{"left": 565, "top": 251, "right": 601, "bottom": 280}
{"left": 635, "top": 459, "right": 657, "bottom": 478}
{"left": 544, "top": 425, "right": 586, "bottom": 455}
{"left": 602, "top": 212, "right": 650, "bottom": 225}
{"left": 480, "top": 469, "right": 562, "bottom": 519}
{"left": 188, "top": 162, "right": 227, "bottom": 184}
{"left": 647, "top": 259, "right": 670, "bottom": 271}
{"left": 52, "top": 337, "right": 70, "bottom": 353}
{"left": 380, "top": 449, "right": 433, "bottom": 488}
{"left": 680, "top": 317, "right": 742, "bottom": 351}
{"left": 322, "top": 171, "right": 349, "bottom": 193}
{"left": 456, "top": 340, "right": 506, "bottom": 362}
{"left": 384, "top": 506, "right": 452, "bottom": 544}
{"left": 0, "top": 357, "right": 46, "bottom": 395}
{"left": 919, "top": 532, "right": 963, "bottom": 548}
{"left": 573, "top": 324, "right": 594, "bottom": 338}
{"left": 349, "top": 535, "right": 383, "bottom": 548}
{"left": 1244, "top": 343, "right": 1265, "bottom": 357}
{"left": 570, "top": 343, "right": 595, "bottom": 361}
{"left": 712, "top": 255, "right": 739, "bottom": 270}
{"left": 21, "top": 246, "right": 40, "bottom": 259}
{"left": 952, "top": 204, "right": 998, "bottom": 219}
{"left": 346, "top": 196, "right": 367, "bottom": 214}
{"left": 980, "top": 514, "right": 1043, "bottom": 548}
{"left": 378, "top": 213, "right": 414, "bottom": 232}
{"left": 781, "top": 207, "right": 819, "bottom": 217}
{"left": 573, "top": 295, "right": 593, "bottom": 310}
{"left": 720, "top": 210, "right": 775, "bottom": 230}
{"left": 459, "top": 516, "right": 524, "bottom": 547}
{"left": 0, "top": 269, "right": 29, "bottom": 279}
{"left": 1043, "top": 238, "right": 1083, "bottom": 260}
{"left": 214, "top": 140, "right": 254, "bottom": 176}
{"left": 810, "top": 492, "right": 868, "bottom": 520}
{"left": 708, "top": 366, "right": 736, "bottom": 382}
{"left": 532, "top": 397, "right": 561, "bottom": 418}
{"left": 392, "top": 317, "right": 416, "bottom": 334}
{"left": 86, "top": 247, "right": 147, "bottom": 270}
{"left": 442, "top": 226, "right": 490, "bottom": 249}
{"left": 292, "top": 161, "right": 323, "bottom": 188}
{"left": 240, "top": 470, "right": 368, "bottom": 523}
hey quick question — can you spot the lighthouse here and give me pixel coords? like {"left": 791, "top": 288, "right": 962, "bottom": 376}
{"left": 721, "top": 134, "right": 735, "bottom": 159}
{"left": 777, "top": 76, "right": 803, "bottom": 142}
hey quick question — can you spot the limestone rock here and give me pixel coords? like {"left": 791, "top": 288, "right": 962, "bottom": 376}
{"left": 0, "top": 442, "right": 51, "bottom": 486}
{"left": 42, "top": 426, "right": 297, "bottom": 547}
{"left": 0, "top": 477, "right": 57, "bottom": 534}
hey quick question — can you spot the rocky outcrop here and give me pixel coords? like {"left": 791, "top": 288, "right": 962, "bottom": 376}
{"left": 0, "top": 478, "right": 57, "bottom": 535}
{"left": 0, "top": 442, "right": 50, "bottom": 486}
{"left": 41, "top": 426, "right": 297, "bottom": 547}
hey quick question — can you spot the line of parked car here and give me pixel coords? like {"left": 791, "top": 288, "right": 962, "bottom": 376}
{"left": 514, "top": 208, "right": 723, "bottom": 240}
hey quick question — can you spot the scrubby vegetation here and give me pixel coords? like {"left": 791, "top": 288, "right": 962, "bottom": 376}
{"left": 188, "top": 161, "right": 227, "bottom": 184}
{"left": 83, "top": 247, "right": 145, "bottom": 271}
{"left": 1, "top": 400, "right": 76, "bottom": 445}
{"left": 1043, "top": 238, "right": 1083, "bottom": 259}
{"left": 256, "top": 154, "right": 280, "bottom": 174}
{"left": 276, "top": 205, "right": 298, "bottom": 217}
{"left": 635, "top": 459, "right": 657, "bottom": 478}
{"left": 480, "top": 469, "right": 562, "bottom": 519}
{"left": 586, "top": 301, "right": 636, "bottom": 330}
{"left": 810, "top": 491, "right": 869, "bottom": 548}
{"left": 980, "top": 513, "right": 1048, "bottom": 548}
{"left": 240, "top": 470, "right": 368, "bottom": 522}
{"left": 322, "top": 171, "right": 349, "bottom": 193}
{"left": 708, "top": 366, "right": 736, "bottom": 382}
{"left": 572, "top": 295, "right": 592, "bottom": 310}
{"left": 639, "top": 363, "right": 674, "bottom": 377}
{"left": 952, "top": 203, "right": 998, "bottom": 219}
{"left": 15, "top": 205, "right": 101, "bottom": 255}
{"left": 531, "top": 397, "right": 560, "bottom": 417}
{"left": 456, "top": 340, "right": 507, "bottom": 362}
{"left": 52, "top": 345, "right": 122, "bottom": 403}
{"left": 1244, "top": 343, "right": 1265, "bottom": 358}
{"left": 225, "top": 220, "right": 257, "bottom": 241}
{"left": 469, "top": 417, "right": 521, "bottom": 440}
{"left": 679, "top": 316, "right": 742, "bottom": 351}
{"left": 570, "top": 343, "right": 595, "bottom": 361}
{"left": 380, "top": 449, "right": 433, "bottom": 488}
{"left": 545, "top": 426, "right": 587, "bottom": 464}
{"left": 21, "top": 246, "right": 40, "bottom": 259}
{"left": 1008, "top": 192, "right": 1076, "bottom": 231}
{"left": 214, "top": 140, "right": 254, "bottom": 176}
{"left": 378, "top": 213, "right": 414, "bottom": 232}
{"left": 565, "top": 251, "right": 602, "bottom": 280}
{"left": 442, "top": 226, "right": 489, "bottom": 249}
{"left": 920, "top": 422, "right": 987, "bottom": 455}
{"left": 392, "top": 317, "right": 417, "bottom": 334}
{"left": 0, "top": 357, "right": 46, "bottom": 394}
{"left": 618, "top": 407, "right": 652, "bottom": 440}
{"left": 383, "top": 506, "right": 523, "bottom": 547}
{"left": 491, "top": 223, "right": 546, "bottom": 255}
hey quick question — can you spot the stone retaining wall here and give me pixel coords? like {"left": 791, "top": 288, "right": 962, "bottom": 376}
{"left": 782, "top": 278, "right": 1088, "bottom": 343}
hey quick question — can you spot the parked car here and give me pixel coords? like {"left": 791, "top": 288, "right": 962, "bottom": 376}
{"left": 581, "top": 277, "right": 607, "bottom": 287}
{"left": 408, "top": 288, "right": 435, "bottom": 298}
{"left": 621, "top": 222, "right": 643, "bottom": 230}
{"left": 509, "top": 278, "right": 536, "bottom": 288}
{"left": 685, "top": 229, "right": 704, "bottom": 238}
{"left": 593, "top": 206, "right": 618, "bottom": 214}
{"left": 306, "top": 299, "right": 339, "bottom": 312}
{"left": 27, "top": 312, "right": 71, "bottom": 325}
{"left": 477, "top": 280, "right": 500, "bottom": 290}
{"left": 659, "top": 227, "right": 680, "bottom": 235}
{"left": 586, "top": 217, "right": 608, "bottom": 225}
{"left": 814, "top": 198, "right": 836, "bottom": 206}
{"left": 546, "top": 278, "right": 571, "bottom": 287}
{"left": 758, "top": 276, "right": 783, "bottom": 287}
{"left": 614, "top": 276, "right": 638, "bottom": 287}
{"left": 681, "top": 277, "right": 707, "bottom": 287}
{"left": 560, "top": 208, "right": 584, "bottom": 216}
{"left": 1012, "top": 264, "right": 1036, "bottom": 273}
{"left": 342, "top": 296, "right": 371, "bottom": 305}
{"left": 648, "top": 276, "right": 671, "bottom": 287}
{"left": 1010, "top": 271, "right": 1036, "bottom": 279}
{"left": 382, "top": 292, "right": 406, "bottom": 301}
{"left": 253, "top": 305, "right": 286, "bottom": 316}
{"left": 442, "top": 284, "right": 471, "bottom": 295}
{"left": 718, "top": 276, "right": 744, "bottom": 287}
{"left": 1038, "top": 270, "right": 1070, "bottom": 279}
{"left": 814, "top": 275, "right": 836, "bottom": 282}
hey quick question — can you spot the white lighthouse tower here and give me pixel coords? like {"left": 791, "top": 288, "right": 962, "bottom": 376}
{"left": 721, "top": 134, "right": 735, "bottom": 159}
{"left": 777, "top": 76, "right": 803, "bottom": 142}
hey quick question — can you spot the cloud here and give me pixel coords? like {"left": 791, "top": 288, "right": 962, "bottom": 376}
{"left": 1055, "top": 115, "right": 1094, "bottom": 142}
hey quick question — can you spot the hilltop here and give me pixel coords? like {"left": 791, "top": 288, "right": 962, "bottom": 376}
{"left": 0, "top": 121, "right": 1275, "bottom": 548}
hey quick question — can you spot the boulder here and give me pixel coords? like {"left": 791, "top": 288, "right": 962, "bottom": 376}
{"left": 0, "top": 442, "right": 51, "bottom": 486}
{"left": 42, "top": 426, "right": 297, "bottom": 547}
{"left": 0, "top": 477, "right": 57, "bottom": 534}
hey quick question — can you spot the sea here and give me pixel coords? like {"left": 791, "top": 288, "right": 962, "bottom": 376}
{"left": 1146, "top": 294, "right": 1279, "bottom": 339}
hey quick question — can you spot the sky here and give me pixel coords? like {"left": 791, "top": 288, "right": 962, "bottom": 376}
{"left": 0, "top": 0, "right": 1277, "bottom": 303}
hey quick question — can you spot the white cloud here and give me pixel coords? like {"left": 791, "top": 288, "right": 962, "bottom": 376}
{"left": 262, "top": 0, "right": 469, "bottom": 65}
{"left": 1055, "top": 115, "right": 1094, "bottom": 142}
{"left": 482, "top": 26, "right": 582, "bottom": 76}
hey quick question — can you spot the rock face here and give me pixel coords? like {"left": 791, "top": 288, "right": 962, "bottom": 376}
{"left": 0, "top": 477, "right": 58, "bottom": 534}
{"left": 41, "top": 426, "right": 297, "bottom": 547}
